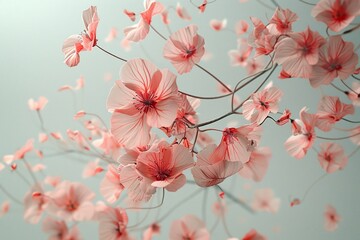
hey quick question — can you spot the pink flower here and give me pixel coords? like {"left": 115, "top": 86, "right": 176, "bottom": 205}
{"left": 28, "top": 96, "right": 48, "bottom": 111}
{"left": 309, "top": 35, "right": 358, "bottom": 88}
{"left": 98, "top": 206, "right": 132, "bottom": 240}
{"left": 100, "top": 165, "right": 124, "bottom": 204}
{"left": 242, "top": 229, "right": 267, "bottom": 240}
{"left": 47, "top": 181, "right": 95, "bottom": 221}
{"left": 268, "top": 8, "right": 298, "bottom": 34}
{"left": 191, "top": 144, "right": 243, "bottom": 187}
{"left": 23, "top": 185, "right": 47, "bottom": 224}
{"left": 274, "top": 27, "right": 326, "bottom": 78}
{"left": 106, "top": 59, "right": 180, "bottom": 148}
{"left": 315, "top": 95, "right": 354, "bottom": 131}
{"left": 318, "top": 142, "right": 348, "bottom": 173}
{"left": 324, "top": 205, "right": 341, "bottom": 231}
{"left": 82, "top": 159, "right": 104, "bottom": 178}
{"left": 235, "top": 20, "right": 249, "bottom": 35}
{"left": 143, "top": 223, "right": 161, "bottom": 240}
{"left": 228, "top": 39, "right": 253, "bottom": 67}
{"left": 0, "top": 201, "right": 10, "bottom": 218}
{"left": 248, "top": 17, "right": 277, "bottom": 57}
{"left": 136, "top": 144, "right": 194, "bottom": 191}
{"left": 210, "top": 19, "right": 227, "bottom": 31}
{"left": 42, "top": 216, "right": 81, "bottom": 240}
{"left": 62, "top": 6, "right": 99, "bottom": 67}
{"left": 252, "top": 188, "right": 280, "bottom": 213}
{"left": 4, "top": 139, "right": 34, "bottom": 164}
{"left": 214, "top": 124, "right": 263, "bottom": 163}
{"left": 312, "top": 0, "right": 360, "bottom": 32}
{"left": 169, "top": 215, "right": 210, "bottom": 240}
{"left": 284, "top": 108, "right": 317, "bottom": 159}
{"left": 239, "top": 147, "right": 271, "bottom": 182}
{"left": 243, "top": 82, "right": 283, "bottom": 124}
{"left": 124, "top": 1, "right": 164, "bottom": 42}
{"left": 176, "top": 3, "right": 192, "bottom": 21}
{"left": 124, "top": 9, "right": 136, "bottom": 22}
{"left": 163, "top": 25, "right": 205, "bottom": 74}
{"left": 347, "top": 82, "right": 360, "bottom": 106}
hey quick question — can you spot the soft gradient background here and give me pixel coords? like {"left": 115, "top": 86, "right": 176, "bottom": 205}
{"left": 1, "top": 0, "right": 360, "bottom": 239}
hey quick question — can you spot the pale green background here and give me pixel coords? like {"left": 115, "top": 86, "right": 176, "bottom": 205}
{"left": 1, "top": 0, "right": 360, "bottom": 239}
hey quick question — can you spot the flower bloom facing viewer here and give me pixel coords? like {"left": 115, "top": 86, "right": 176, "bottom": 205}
{"left": 136, "top": 143, "right": 194, "bottom": 191}
{"left": 107, "top": 58, "right": 180, "bottom": 148}
{"left": 309, "top": 35, "right": 358, "bottom": 88}
{"left": 252, "top": 188, "right": 280, "bottom": 213}
{"left": 312, "top": 0, "right": 360, "bottom": 32}
{"left": 47, "top": 181, "right": 95, "bottom": 221}
{"left": 317, "top": 142, "right": 348, "bottom": 173}
{"left": 324, "top": 205, "right": 341, "bottom": 231}
{"left": 242, "top": 82, "right": 283, "bottom": 125}
{"left": 164, "top": 25, "right": 205, "bottom": 74}
{"left": 98, "top": 206, "right": 132, "bottom": 240}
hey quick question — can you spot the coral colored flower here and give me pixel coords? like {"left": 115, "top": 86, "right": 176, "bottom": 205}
{"left": 100, "top": 165, "right": 124, "bottom": 204}
{"left": 284, "top": 108, "right": 317, "bottom": 159}
{"left": 105, "top": 27, "right": 118, "bottom": 42}
{"left": 176, "top": 3, "right": 192, "bottom": 21}
{"left": 312, "top": 0, "right": 360, "bottom": 32}
{"left": 315, "top": 95, "right": 354, "bottom": 131}
{"left": 276, "top": 109, "right": 291, "bottom": 125}
{"left": 23, "top": 185, "right": 47, "bottom": 224}
{"left": 347, "top": 82, "right": 360, "bottom": 106}
{"left": 42, "top": 216, "right": 81, "bottom": 240}
{"left": 82, "top": 159, "right": 104, "bottom": 178}
{"left": 239, "top": 147, "right": 271, "bottom": 182}
{"left": 242, "top": 229, "right": 267, "bottom": 240}
{"left": 143, "top": 223, "right": 161, "bottom": 240}
{"left": 215, "top": 124, "right": 263, "bottom": 163}
{"left": 191, "top": 144, "right": 243, "bottom": 187}
{"left": 124, "top": 1, "right": 164, "bottom": 42}
{"left": 28, "top": 96, "right": 48, "bottom": 111}
{"left": 248, "top": 17, "right": 277, "bottom": 57}
{"left": 228, "top": 39, "right": 253, "bottom": 67}
{"left": 269, "top": 8, "right": 298, "bottom": 34}
{"left": 210, "top": 19, "right": 227, "bottom": 31}
{"left": 164, "top": 25, "right": 205, "bottom": 74}
{"left": 124, "top": 9, "right": 136, "bottom": 22}
{"left": 98, "top": 206, "right": 132, "bottom": 240}
{"left": 107, "top": 59, "right": 180, "bottom": 147}
{"left": 235, "top": 20, "right": 249, "bottom": 35}
{"left": 136, "top": 144, "right": 194, "bottom": 191}
{"left": 252, "top": 188, "right": 280, "bottom": 213}
{"left": 243, "top": 82, "right": 283, "bottom": 124}
{"left": 274, "top": 27, "right": 326, "bottom": 78}
{"left": 318, "top": 142, "right": 348, "bottom": 173}
{"left": 309, "top": 36, "right": 358, "bottom": 88}
{"left": 62, "top": 6, "right": 99, "bottom": 67}
{"left": 0, "top": 201, "right": 9, "bottom": 218}
{"left": 93, "top": 132, "right": 122, "bottom": 157}
{"left": 324, "top": 205, "right": 341, "bottom": 231}
{"left": 246, "top": 56, "right": 265, "bottom": 75}
{"left": 4, "top": 139, "right": 34, "bottom": 164}
{"left": 169, "top": 215, "right": 210, "bottom": 240}
{"left": 47, "top": 181, "right": 95, "bottom": 221}
{"left": 198, "top": 0, "right": 208, "bottom": 13}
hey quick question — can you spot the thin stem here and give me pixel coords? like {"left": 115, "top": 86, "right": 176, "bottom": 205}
{"left": 96, "top": 45, "right": 127, "bottom": 62}
{"left": 178, "top": 90, "right": 231, "bottom": 100}
{"left": 270, "top": 0, "right": 280, "bottom": 8}
{"left": 36, "top": 111, "right": 46, "bottom": 132}
{"left": 299, "top": 0, "right": 316, "bottom": 5}
{"left": 340, "top": 80, "right": 357, "bottom": 94}
{"left": 0, "top": 184, "right": 22, "bottom": 205}
{"left": 195, "top": 64, "right": 232, "bottom": 93}
{"left": 348, "top": 146, "right": 360, "bottom": 159}
{"left": 192, "top": 128, "right": 199, "bottom": 153}
{"left": 330, "top": 83, "right": 346, "bottom": 94}
{"left": 342, "top": 118, "right": 360, "bottom": 124}
{"left": 342, "top": 23, "right": 360, "bottom": 35}
{"left": 150, "top": 25, "right": 167, "bottom": 40}
{"left": 85, "top": 113, "right": 109, "bottom": 131}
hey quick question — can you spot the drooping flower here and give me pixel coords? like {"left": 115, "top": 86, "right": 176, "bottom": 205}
{"left": 312, "top": 0, "right": 360, "bottom": 32}
{"left": 124, "top": 1, "right": 164, "bottom": 42}
{"left": 243, "top": 82, "right": 283, "bottom": 125}
{"left": 98, "top": 206, "right": 132, "bottom": 240}
{"left": 192, "top": 144, "right": 243, "bottom": 187}
{"left": 62, "top": 6, "right": 99, "bottom": 67}
{"left": 284, "top": 108, "right": 317, "bottom": 159}
{"left": 163, "top": 25, "right": 205, "bottom": 74}
{"left": 239, "top": 147, "right": 271, "bottom": 182}
{"left": 100, "top": 165, "right": 124, "bottom": 204}
{"left": 107, "top": 59, "right": 180, "bottom": 148}
{"left": 28, "top": 96, "right": 48, "bottom": 111}
{"left": 23, "top": 185, "right": 47, "bottom": 224}
{"left": 274, "top": 27, "right": 326, "bottom": 78}
{"left": 309, "top": 35, "right": 358, "bottom": 88}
